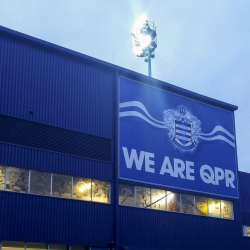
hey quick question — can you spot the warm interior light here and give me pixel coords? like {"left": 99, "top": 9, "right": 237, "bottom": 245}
{"left": 78, "top": 182, "right": 91, "bottom": 192}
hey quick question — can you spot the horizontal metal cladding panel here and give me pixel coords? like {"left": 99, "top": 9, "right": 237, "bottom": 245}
{"left": 0, "top": 114, "right": 111, "bottom": 162}
{"left": 243, "top": 237, "right": 250, "bottom": 249}
{"left": 0, "top": 142, "right": 112, "bottom": 180}
{"left": 0, "top": 33, "right": 114, "bottom": 138}
{"left": 238, "top": 171, "right": 250, "bottom": 210}
{"left": 0, "top": 191, "right": 113, "bottom": 246}
{"left": 119, "top": 206, "right": 243, "bottom": 250}
{"left": 242, "top": 212, "right": 250, "bottom": 225}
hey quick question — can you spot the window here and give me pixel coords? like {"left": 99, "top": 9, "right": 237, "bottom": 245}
{"left": 195, "top": 196, "right": 208, "bottom": 216}
{"left": 167, "top": 192, "right": 180, "bottom": 212}
{"left": 6, "top": 166, "right": 29, "bottom": 193}
{"left": 243, "top": 226, "right": 250, "bottom": 236}
{"left": 92, "top": 179, "right": 110, "bottom": 203}
{"left": 26, "top": 242, "right": 47, "bottom": 250}
{"left": 136, "top": 186, "right": 151, "bottom": 208}
{"left": 52, "top": 174, "right": 72, "bottom": 198}
{"left": 119, "top": 184, "right": 134, "bottom": 206}
{"left": 73, "top": 177, "right": 91, "bottom": 201}
{"left": 30, "top": 170, "right": 51, "bottom": 196}
{"left": 221, "top": 200, "right": 233, "bottom": 219}
{"left": 181, "top": 194, "right": 195, "bottom": 214}
{"left": 151, "top": 189, "right": 166, "bottom": 211}
{"left": 49, "top": 244, "right": 67, "bottom": 250}
{"left": 208, "top": 198, "right": 221, "bottom": 218}
{"left": 0, "top": 165, "right": 5, "bottom": 190}
{"left": 2, "top": 241, "right": 25, "bottom": 250}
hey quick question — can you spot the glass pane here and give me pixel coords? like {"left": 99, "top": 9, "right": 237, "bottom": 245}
{"left": 208, "top": 198, "right": 221, "bottom": 218}
{"left": 52, "top": 174, "right": 72, "bottom": 198}
{"left": 30, "top": 170, "right": 51, "bottom": 196}
{"left": 195, "top": 196, "right": 208, "bottom": 216}
{"left": 181, "top": 194, "right": 195, "bottom": 214}
{"left": 0, "top": 164, "right": 6, "bottom": 190}
{"left": 73, "top": 177, "right": 91, "bottom": 200}
{"left": 247, "top": 226, "right": 250, "bottom": 236}
{"left": 167, "top": 192, "right": 180, "bottom": 212}
{"left": 151, "top": 189, "right": 166, "bottom": 211}
{"left": 71, "top": 245, "right": 86, "bottom": 250}
{"left": 92, "top": 179, "right": 110, "bottom": 203}
{"left": 135, "top": 186, "right": 150, "bottom": 208}
{"left": 6, "top": 166, "right": 29, "bottom": 193}
{"left": 49, "top": 244, "right": 67, "bottom": 250}
{"left": 243, "top": 226, "right": 245, "bottom": 236}
{"left": 2, "top": 241, "right": 25, "bottom": 250}
{"left": 221, "top": 200, "right": 233, "bottom": 219}
{"left": 119, "top": 184, "right": 134, "bottom": 206}
{"left": 26, "top": 242, "right": 47, "bottom": 249}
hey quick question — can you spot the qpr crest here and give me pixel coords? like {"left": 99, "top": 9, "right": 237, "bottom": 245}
{"left": 163, "top": 105, "right": 201, "bottom": 150}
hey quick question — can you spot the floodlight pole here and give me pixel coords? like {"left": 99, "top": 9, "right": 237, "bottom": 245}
{"left": 147, "top": 47, "right": 152, "bottom": 77}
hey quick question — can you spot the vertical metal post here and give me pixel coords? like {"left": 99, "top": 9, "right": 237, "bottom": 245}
{"left": 147, "top": 47, "right": 151, "bottom": 77}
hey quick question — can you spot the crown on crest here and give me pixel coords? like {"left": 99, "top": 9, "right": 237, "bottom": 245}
{"left": 178, "top": 105, "right": 187, "bottom": 115}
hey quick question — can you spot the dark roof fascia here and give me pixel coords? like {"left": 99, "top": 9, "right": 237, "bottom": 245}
{"left": 0, "top": 25, "right": 238, "bottom": 112}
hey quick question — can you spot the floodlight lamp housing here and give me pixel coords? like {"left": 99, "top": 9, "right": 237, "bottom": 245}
{"left": 131, "top": 19, "right": 157, "bottom": 61}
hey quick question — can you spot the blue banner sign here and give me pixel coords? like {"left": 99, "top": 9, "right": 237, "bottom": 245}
{"left": 119, "top": 77, "right": 238, "bottom": 198}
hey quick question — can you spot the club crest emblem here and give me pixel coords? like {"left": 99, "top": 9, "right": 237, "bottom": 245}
{"left": 163, "top": 105, "right": 201, "bottom": 150}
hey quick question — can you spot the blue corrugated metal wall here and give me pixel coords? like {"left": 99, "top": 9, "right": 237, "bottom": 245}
{"left": 0, "top": 26, "right": 249, "bottom": 250}
{"left": 0, "top": 28, "right": 115, "bottom": 247}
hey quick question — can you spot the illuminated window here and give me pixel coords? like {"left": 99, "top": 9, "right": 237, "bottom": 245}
{"left": 6, "top": 166, "right": 29, "bottom": 193}
{"left": 195, "top": 196, "right": 208, "bottom": 216}
{"left": 221, "top": 200, "right": 233, "bottom": 219}
{"left": 119, "top": 184, "right": 135, "bottom": 206}
{"left": 92, "top": 179, "right": 110, "bottom": 203}
{"left": 52, "top": 174, "right": 72, "bottom": 198}
{"left": 181, "top": 194, "right": 195, "bottom": 214}
{"left": 208, "top": 198, "right": 221, "bottom": 218}
{"left": 167, "top": 192, "right": 180, "bottom": 212}
{"left": 247, "top": 226, "right": 250, "bottom": 236}
{"left": 135, "top": 186, "right": 151, "bottom": 208}
{"left": 151, "top": 189, "right": 166, "bottom": 211}
{"left": 26, "top": 242, "right": 47, "bottom": 250}
{"left": 49, "top": 244, "right": 67, "bottom": 250}
{"left": 30, "top": 170, "right": 51, "bottom": 196}
{"left": 2, "top": 241, "right": 25, "bottom": 250}
{"left": 73, "top": 177, "right": 91, "bottom": 201}
{"left": 71, "top": 245, "right": 87, "bottom": 250}
{"left": 0, "top": 165, "right": 5, "bottom": 190}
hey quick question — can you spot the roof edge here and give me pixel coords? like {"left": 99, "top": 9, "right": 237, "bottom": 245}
{"left": 0, "top": 25, "right": 238, "bottom": 112}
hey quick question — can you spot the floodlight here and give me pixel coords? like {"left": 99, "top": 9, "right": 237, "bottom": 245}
{"left": 131, "top": 15, "right": 157, "bottom": 77}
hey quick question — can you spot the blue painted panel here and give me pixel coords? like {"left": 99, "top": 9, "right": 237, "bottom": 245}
{"left": 0, "top": 191, "right": 113, "bottom": 246}
{"left": 119, "top": 206, "right": 243, "bottom": 250}
{"left": 119, "top": 77, "right": 238, "bottom": 198}
{"left": 0, "top": 32, "right": 114, "bottom": 139}
{"left": 0, "top": 142, "right": 112, "bottom": 181}
{"left": 238, "top": 171, "right": 250, "bottom": 211}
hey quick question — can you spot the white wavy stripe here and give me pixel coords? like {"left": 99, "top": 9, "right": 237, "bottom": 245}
{"left": 119, "top": 111, "right": 166, "bottom": 128}
{"left": 119, "top": 101, "right": 165, "bottom": 125}
{"left": 201, "top": 125, "right": 234, "bottom": 140}
{"left": 198, "top": 135, "right": 235, "bottom": 148}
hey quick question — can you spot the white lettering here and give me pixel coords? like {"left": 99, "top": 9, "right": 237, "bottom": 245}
{"left": 160, "top": 156, "right": 175, "bottom": 176}
{"left": 214, "top": 167, "right": 225, "bottom": 185}
{"left": 186, "top": 161, "right": 195, "bottom": 181}
{"left": 174, "top": 158, "right": 185, "bottom": 179}
{"left": 200, "top": 165, "right": 215, "bottom": 185}
{"left": 122, "top": 147, "right": 144, "bottom": 171}
{"left": 144, "top": 152, "right": 155, "bottom": 173}
{"left": 225, "top": 169, "right": 236, "bottom": 188}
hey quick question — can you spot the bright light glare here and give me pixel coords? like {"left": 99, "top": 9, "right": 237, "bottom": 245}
{"left": 132, "top": 14, "right": 147, "bottom": 34}
{"left": 78, "top": 183, "right": 91, "bottom": 192}
{"left": 132, "top": 14, "right": 151, "bottom": 56}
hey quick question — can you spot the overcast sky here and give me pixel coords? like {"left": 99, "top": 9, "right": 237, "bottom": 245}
{"left": 0, "top": 0, "right": 249, "bottom": 173}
